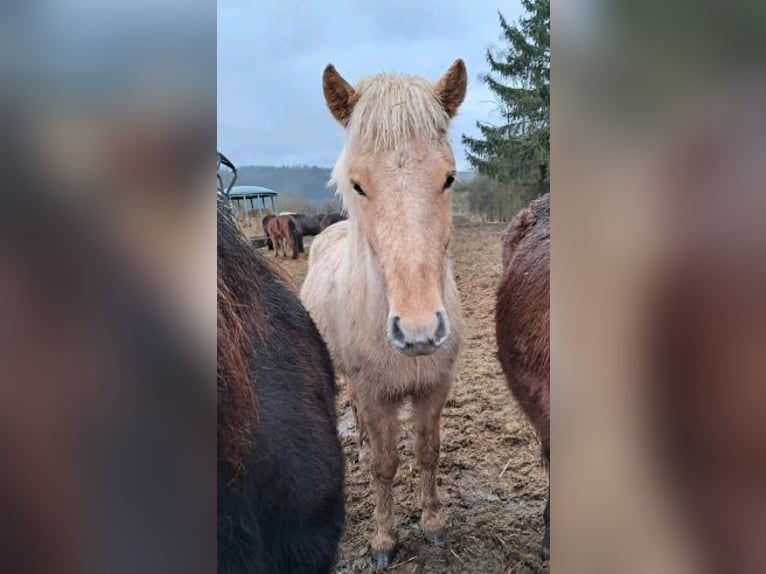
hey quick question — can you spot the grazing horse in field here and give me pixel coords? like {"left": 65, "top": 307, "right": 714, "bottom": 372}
{"left": 264, "top": 214, "right": 299, "bottom": 259}
{"left": 301, "top": 60, "right": 467, "bottom": 568}
{"left": 291, "top": 213, "right": 323, "bottom": 254}
{"left": 262, "top": 214, "right": 275, "bottom": 250}
{"left": 495, "top": 193, "right": 550, "bottom": 560}
{"left": 218, "top": 204, "right": 344, "bottom": 574}
{"left": 320, "top": 212, "right": 346, "bottom": 231}
{"left": 293, "top": 213, "right": 323, "bottom": 236}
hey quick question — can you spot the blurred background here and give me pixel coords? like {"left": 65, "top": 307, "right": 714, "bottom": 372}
{"left": 0, "top": 1, "right": 215, "bottom": 572}
{"left": 554, "top": 0, "right": 766, "bottom": 572}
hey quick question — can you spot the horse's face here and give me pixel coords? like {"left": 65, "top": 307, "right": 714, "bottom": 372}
{"left": 349, "top": 148, "right": 455, "bottom": 355}
{"left": 348, "top": 149, "right": 455, "bottom": 356}
{"left": 324, "top": 60, "right": 467, "bottom": 356}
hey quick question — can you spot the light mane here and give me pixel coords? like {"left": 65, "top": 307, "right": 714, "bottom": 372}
{"left": 346, "top": 73, "right": 449, "bottom": 153}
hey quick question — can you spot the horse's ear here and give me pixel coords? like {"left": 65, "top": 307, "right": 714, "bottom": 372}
{"left": 433, "top": 59, "right": 467, "bottom": 118}
{"left": 323, "top": 64, "right": 357, "bottom": 126}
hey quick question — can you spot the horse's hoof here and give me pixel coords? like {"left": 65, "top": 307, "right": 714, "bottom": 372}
{"left": 371, "top": 546, "right": 397, "bottom": 570}
{"left": 423, "top": 527, "right": 445, "bottom": 546}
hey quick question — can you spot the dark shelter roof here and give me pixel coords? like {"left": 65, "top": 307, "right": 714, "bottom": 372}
{"left": 229, "top": 185, "right": 277, "bottom": 198}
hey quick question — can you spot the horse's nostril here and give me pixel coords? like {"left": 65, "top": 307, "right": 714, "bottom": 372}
{"left": 390, "top": 315, "right": 405, "bottom": 346}
{"left": 434, "top": 311, "right": 447, "bottom": 343}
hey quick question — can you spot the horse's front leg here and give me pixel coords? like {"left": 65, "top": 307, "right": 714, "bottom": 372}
{"left": 354, "top": 404, "right": 369, "bottom": 463}
{"left": 347, "top": 379, "right": 368, "bottom": 463}
{"left": 412, "top": 384, "right": 449, "bottom": 545}
{"left": 363, "top": 400, "right": 399, "bottom": 568}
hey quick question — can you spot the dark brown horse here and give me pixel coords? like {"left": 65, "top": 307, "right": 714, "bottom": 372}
{"left": 290, "top": 213, "right": 324, "bottom": 254}
{"left": 218, "top": 203, "right": 344, "bottom": 574}
{"left": 320, "top": 212, "right": 346, "bottom": 231}
{"left": 292, "top": 213, "right": 322, "bottom": 236}
{"left": 264, "top": 214, "right": 299, "bottom": 259}
{"left": 495, "top": 193, "right": 550, "bottom": 560}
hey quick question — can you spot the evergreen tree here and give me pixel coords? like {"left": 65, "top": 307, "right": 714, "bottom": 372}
{"left": 463, "top": 1, "right": 550, "bottom": 194}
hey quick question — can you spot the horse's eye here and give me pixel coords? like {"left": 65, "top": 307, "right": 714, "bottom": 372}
{"left": 443, "top": 174, "right": 455, "bottom": 190}
{"left": 352, "top": 182, "right": 366, "bottom": 197}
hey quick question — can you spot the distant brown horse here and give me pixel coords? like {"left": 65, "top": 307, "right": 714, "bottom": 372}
{"left": 302, "top": 59, "right": 467, "bottom": 568}
{"left": 262, "top": 214, "right": 276, "bottom": 250}
{"left": 264, "top": 215, "right": 299, "bottom": 259}
{"left": 320, "top": 212, "right": 346, "bottom": 231}
{"left": 290, "top": 213, "right": 323, "bottom": 254}
{"left": 495, "top": 193, "right": 550, "bottom": 560}
{"left": 292, "top": 213, "right": 322, "bottom": 236}
{"left": 218, "top": 203, "right": 344, "bottom": 573}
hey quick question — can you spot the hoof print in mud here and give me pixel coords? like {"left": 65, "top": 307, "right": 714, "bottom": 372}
{"left": 371, "top": 546, "right": 398, "bottom": 570}
{"left": 423, "top": 527, "right": 445, "bottom": 547}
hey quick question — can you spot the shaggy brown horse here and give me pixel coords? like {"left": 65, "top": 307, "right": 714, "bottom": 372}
{"left": 495, "top": 193, "right": 550, "bottom": 560}
{"left": 218, "top": 204, "right": 344, "bottom": 574}
{"left": 264, "top": 214, "right": 299, "bottom": 259}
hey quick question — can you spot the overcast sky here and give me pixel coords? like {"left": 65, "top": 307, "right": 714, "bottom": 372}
{"left": 217, "top": 0, "right": 522, "bottom": 171}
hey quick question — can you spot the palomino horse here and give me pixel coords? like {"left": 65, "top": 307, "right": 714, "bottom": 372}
{"left": 264, "top": 214, "right": 299, "bottom": 259}
{"left": 495, "top": 193, "right": 551, "bottom": 560}
{"left": 218, "top": 204, "right": 344, "bottom": 573}
{"left": 302, "top": 60, "right": 467, "bottom": 567}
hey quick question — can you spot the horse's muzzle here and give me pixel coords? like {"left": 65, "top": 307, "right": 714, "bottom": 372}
{"left": 387, "top": 311, "right": 448, "bottom": 356}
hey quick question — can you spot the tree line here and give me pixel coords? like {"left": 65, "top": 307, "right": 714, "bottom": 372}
{"left": 459, "top": 0, "right": 549, "bottom": 221}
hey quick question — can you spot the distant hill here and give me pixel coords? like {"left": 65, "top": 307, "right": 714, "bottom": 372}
{"left": 226, "top": 165, "right": 476, "bottom": 209}
{"left": 233, "top": 165, "right": 336, "bottom": 207}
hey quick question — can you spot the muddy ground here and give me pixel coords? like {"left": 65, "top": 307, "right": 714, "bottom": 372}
{"left": 265, "top": 223, "right": 548, "bottom": 574}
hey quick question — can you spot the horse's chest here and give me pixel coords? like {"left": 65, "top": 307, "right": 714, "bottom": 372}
{"left": 340, "top": 334, "right": 460, "bottom": 397}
